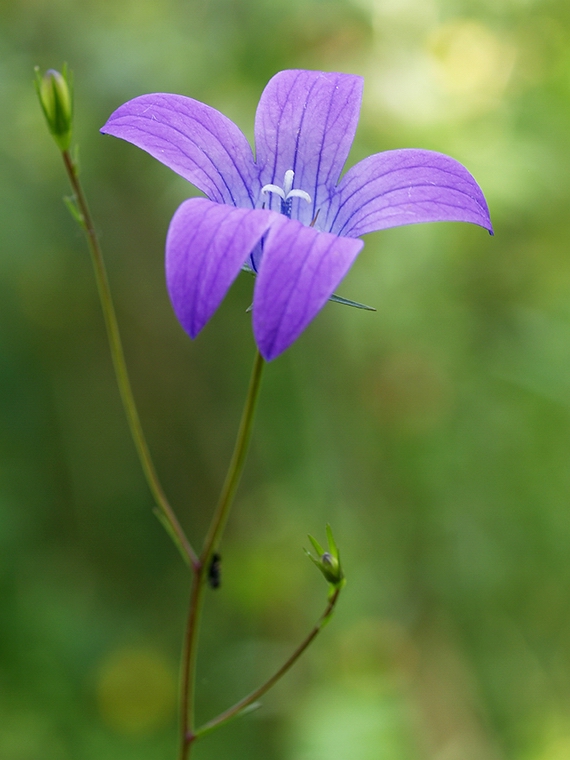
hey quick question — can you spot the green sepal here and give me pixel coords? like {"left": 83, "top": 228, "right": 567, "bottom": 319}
{"left": 329, "top": 293, "right": 376, "bottom": 311}
{"left": 240, "top": 265, "right": 375, "bottom": 313}
{"left": 304, "top": 547, "right": 323, "bottom": 574}
{"left": 308, "top": 534, "right": 325, "bottom": 556}
{"left": 326, "top": 524, "right": 339, "bottom": 559}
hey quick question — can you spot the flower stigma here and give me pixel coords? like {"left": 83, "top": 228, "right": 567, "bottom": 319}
{"left": 261, "top": 170, "right": 311, "bottom": 217}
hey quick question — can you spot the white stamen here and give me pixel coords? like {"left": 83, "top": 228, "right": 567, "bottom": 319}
{"left": 283, "top": 169, "right": 295, "bottom": 197}
{"left": 261, "top": 183, "right": 285, "bottom": 199}
{"left": 287, "top": 189, "right": 312, "bottom": 204}
{"left": 261, "top": 170, "right": 312, "bottom": 206}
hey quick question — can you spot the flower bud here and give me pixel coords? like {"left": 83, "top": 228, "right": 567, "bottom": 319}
{"left": 35, "top": 66, "right": 73, "bottom": 151}
{"left": 319, "top": 552, "right": 341, "bottom": 584}
{"left": 305, "top": 525, "right": 345, "bottom": 588}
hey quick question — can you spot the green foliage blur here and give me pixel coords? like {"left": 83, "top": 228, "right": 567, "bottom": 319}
{"left": 2, "top": 0, "right": 570, "bottom": 758}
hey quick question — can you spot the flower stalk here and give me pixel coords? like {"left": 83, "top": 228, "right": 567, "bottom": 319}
{"left": 60, "top": 148, "right": 198, "bottom": 568}
{"left": 179, "top": 350, "right": 265, "bottom": 760}
{"left": 62, "top": 150, "right": 198, "bottom": 565}
{"left": 35, "top": 67, "right": 198, "bottom": 568}
{"left": 194, "top": 584, "right": 342, "bottom": 740}
{"left": 201, "top": 350, "right": 265, "bottom": 565}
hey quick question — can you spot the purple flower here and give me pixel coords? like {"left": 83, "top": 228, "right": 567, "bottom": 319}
{"left": 101, "top": 70, "right": 492, "bottom": 360}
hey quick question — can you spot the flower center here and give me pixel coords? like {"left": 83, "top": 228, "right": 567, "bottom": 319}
{"left": 261, "top": 170, "right": 312, "bottom": 217}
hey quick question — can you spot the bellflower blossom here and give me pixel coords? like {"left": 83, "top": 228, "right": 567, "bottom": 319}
{"left": 101, "top": 70, "right": 492, "bottom": 360}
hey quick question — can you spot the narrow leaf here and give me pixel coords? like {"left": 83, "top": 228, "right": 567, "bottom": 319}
{"left": 236, "top": 702, "right": 262, "bottom": 718}
{"left": 329, "top": 292, "right": 376, "bottom": 311}
{"left": 64, "top": 195, "right": 85, "bottom": 228}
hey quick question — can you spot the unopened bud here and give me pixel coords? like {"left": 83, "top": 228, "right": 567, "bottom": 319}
{"left": 305, "top": 525, "right": 345, "bottom": 588}
{"left": 319, "top": 552, "right": 341, "bottom": 584}
{"left": 35, "top": 66, "right": 73, "bottom": 151}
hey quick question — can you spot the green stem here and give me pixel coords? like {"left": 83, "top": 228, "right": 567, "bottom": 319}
{"left": 179, "top": 349, "right": 265, "bottom": 760}
{"left": 60, "top": 149, "right": 198, "bottom": 569}
{"left": 178, "top": 564, "right": 202, "bottom": 760}
{"left": 201, "top": 349, "right": 265, "bottom": 565}
{"left": 195, "top": 586, "right": 342, "bottom": 739}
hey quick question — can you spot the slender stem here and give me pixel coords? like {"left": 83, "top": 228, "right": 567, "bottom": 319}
{"left": 200, "top": 349, "right": 265, "bottom": 565}
{"left": 195, "top": 586, "right": 342, "bottom": 739}
{"left": 179, "top": 349, "right": 266, "bottom": 760}
{"left": 60, "top": 149, "right": 198, "bottom": 568}
{"left": 178, "top": 564, "right": 202, "bottom": 760}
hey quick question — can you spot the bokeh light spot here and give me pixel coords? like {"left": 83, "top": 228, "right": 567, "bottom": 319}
{"left": 95, "top": 645, "right": 177, "bottom": 736}
{"left": 428, "top": 20, "right": 516, "bottom": 111}
{"left": 535, "top": 734, "right": 570, "bottom": 760}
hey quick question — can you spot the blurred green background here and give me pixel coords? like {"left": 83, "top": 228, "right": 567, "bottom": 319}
{"left": 2, "top": 0, "right": 570, "bottom": 758}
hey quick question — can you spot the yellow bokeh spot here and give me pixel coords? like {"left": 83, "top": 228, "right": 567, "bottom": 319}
{"left": 363, "top": 16, "right": 517, "bottom": 123}
{"left": 428, "top": 20, "right": 516, "bottom": 107}
{"left": 95, "top": 645, "right": 177, "bottom": 736}
{"left": 536, "top": 736, "right": 570, "bottom": 760}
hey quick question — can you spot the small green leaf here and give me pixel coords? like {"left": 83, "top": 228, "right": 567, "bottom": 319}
{"left": 63, "top": 194, "right": 85, "bottom": 227}
{"left": 236, "top": 701, "right": 262, "bottom": 718}
{"left": 64, "top": 194, "right": 85, "bottom": 228}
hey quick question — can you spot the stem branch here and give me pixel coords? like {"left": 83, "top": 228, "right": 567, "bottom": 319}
{"left": 60, "top": 149, "right": 198, "bottom": 568}
{"left": 196, "top": 586, "right": 342, "bottom": 739}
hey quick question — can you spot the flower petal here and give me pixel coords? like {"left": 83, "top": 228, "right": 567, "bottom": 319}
{"left": 255, "top": 70, "right": 363, "bottom": 227}
{"left": 101, "top": 94, "right": 258, "bottom": 207}
{"left": 253, "top": 218, "right": 364, "bottom": 360}
{"left": 166, "top": 198, "right": 276, "bottom": 338}
{"left": 325, "top": 149, "right": 493, "bottom": 237}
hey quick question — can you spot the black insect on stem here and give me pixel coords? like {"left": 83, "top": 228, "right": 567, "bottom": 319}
{"left": 207, "top": 552, "right": 222, "bottom": 589}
